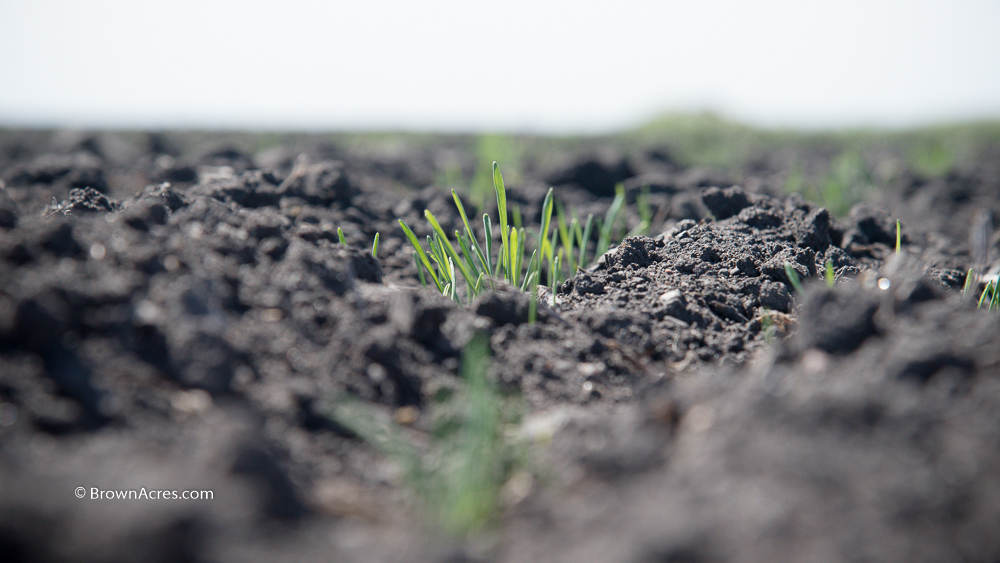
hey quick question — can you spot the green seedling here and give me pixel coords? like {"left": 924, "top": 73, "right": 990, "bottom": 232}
{"left": 371, "top": 232, "right": 379, "bottom": 258}
{"left": 783, "top": 261, "right": 804, "bottom": 293}
{"left": 397, "top": 163, "right": 545, "bottom": 309}
{"left": 962, "top": 268, "right": 974, "bottom": 297}
{"left": 494, "top": 162, "right": 511, "bottom": 284}
{"left": 626, "top": 185, "right": 653, "bottom": 238}
{"left": 400, "top": 220, "right": 442, "bottom": 292}
{"left": 337, "top": 227, "right": 347, "bottom": 245}
{"left": 977, "top": 280, "right": 1000, "bottom": 312}
{"left": 327, "top": 333, "right": 514, "bottom": 535}
{"left": 977, "top": 281, "right": 993, "bottom": 309}
{"left": 414, "top": 252, "right": 427, "bottom": 287}
{"left": 397, "top": 162, "right": 640, "bottom": 311}
{"left": 596, "top": 184, "right": 627, "bottom": 259}
{"left": 578, "top": 213, "right": 594, "bottom": 267}
{"left": 825, "top": 260, "right": 836, "bottom": 289}
{"left": 555, "top": 200, "right": 576, "bottom": 273}
{"left": 760, "top": 307, "right": 776, "bottom": 345}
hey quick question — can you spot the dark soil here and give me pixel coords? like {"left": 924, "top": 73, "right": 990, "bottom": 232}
{"left": 1, "top": 130, "right": 999, "bottom": 563}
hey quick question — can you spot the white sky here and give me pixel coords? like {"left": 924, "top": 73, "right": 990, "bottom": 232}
{"left": 1, "top": 0, "right": 999, "bottom": 132}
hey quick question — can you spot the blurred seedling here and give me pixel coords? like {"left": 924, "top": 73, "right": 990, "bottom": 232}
{"left": 783, "top": 261, "right": 804, "bottom": 293}
{"left": 328, "top": 333, "right": 519, "bottom": 535}
{"left": 595, "top": 184, "right": 627, "bottom": 260}
{"left": 336, "top": 227, "right": 380, "bottom": 259}
{"left": 625, "top": 185, "right": 653, "bottom": 238}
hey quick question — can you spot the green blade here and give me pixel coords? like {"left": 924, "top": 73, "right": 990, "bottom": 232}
{"left": 399, "top": 220, "right": 441, "bottom": 290}
{"left": 978, "top": 281, "right": 992, "bottom": 309}
{"left": 483, "top": 213, "right": 494, "bottom": 278}
{"left": 425, "top": 209, "right": 474, "bottom": 287}
{"left": 520, "top": 249, "right": 538, "bottom": 292}
{"left": 456, "top": 230, "right": 482, "bottom": 278}
{"left": 453, "top": 190, "right": 489, "bottom": 266}
{"left": 550, "top": 254, "right": 561, "bottom": 306}
{"left": 452, "top": 189, "right": 475, "bottom": 238}
{"left": 474, "top": 271, "right": 485, "bottom": 295}
{"left": 527, "top": 269, "right": 539, "bottom": 324}
{"left": 783, "top": 261, "right": 804, "bottom": 294}
{"left": 371, "top": 232, "right": 379, "bottom": 258}
{"left": 638, "top": 185, "right": 652, "bottom": 229}
{"left": 428, "top": 234, "right": 447, "bottom": 284}
{"left": 493, "top": 162, "right": 510, "bottom": 283}
{"left": 555, "top": 200, "right": 574, "bottom": 272}
{"left": 825, "top": 260, "right": 835, "bottom": 288}
{"left": 413, "top": 251, "right": 427, "bottom": 287}
{"left": 538, "top": 188, "right": 554, "bottom": 261}
{"left": 337, "top": 227, "right": 347, "bottom": 245}
{"left": 456, "top": 230, "right": 483, "bottom": 297}
{"left": 453, "top": 190, "right": 491, "bottom": 282}
{"left": 580, "top": 213, "right": 594, "bottom": 266}
{"left": 962, "top": 268, "right": 974, "bottom": 297}
{"left": 597, "top": 185, "right": 626, "bottom": 258}
{"left": 449, "top": 258, "right": 457, "bottom": 302}
{"left": 510, "top": 226, "right": 520, "bottom": 287}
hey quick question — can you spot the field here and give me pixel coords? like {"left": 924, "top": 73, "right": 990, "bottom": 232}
{"left": 1, "top": 116, "right": 999, "bottom": 562}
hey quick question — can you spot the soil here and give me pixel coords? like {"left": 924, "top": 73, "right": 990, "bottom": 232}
{"left": 1, "top": 130, "right": 999, "bottom": 563}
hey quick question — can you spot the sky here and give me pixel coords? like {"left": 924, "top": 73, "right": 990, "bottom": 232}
{"left": 1, "top": 0, "right": 999, "bottom": 133}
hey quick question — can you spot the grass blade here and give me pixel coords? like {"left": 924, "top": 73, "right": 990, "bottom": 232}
{"left": 596, "top": 185, "right": 626, "bottom": 258}
{"left": 453, "top": 190, "right": 492, "bottom": 282}
{"left": 493, "top": 162, "right": 510, "bottom": 284}
{"left": 400, "top": 220, "right": 441, "bottom": 291}
{"left": 452, "top": 189, "right": 475, "bottom": 238}
{"left": 510, "top": 226, "right": 520, "bottom": 287}
{"left": 978, "top": 281, "right": 993, "bottom": 309}
{"left": 538, "top": 188, "right": 554, "bottom": 262}
{"left": 425, "top": 209, "right": 475, "bottom": 288}
{"left": 962, "top": 268, "right": 974, "bottom": 298}
{"left": 572, "top": 210, "right": 584, "bottom": 260}
{"left": 449, "top": 258, "right": 457, "bottom": 302}
{"left": 527, "top": 269, "right": 539, "bottom": 324}
{"left": 555, "top": 200, "right": 575, "bottom": 273}
{"left": 337, "top": 227, "right": 347, "bottom": 245}
{"left": 520, "top": 249, "right": 537, "bottom": 292}
{"left": 784, "top": 261, "right": 804, "bottom": 293}
{"left": 372, "top": 232, "right": 379, "bottom": 258}
{"left": 638, "top": 185, "right": 652, "bottom": 234}
{"left": 428, "top": 234, "right": 450, "bottom": 291}
{"left": 483, "top": 214, "right": 495, "bottom": 278}
{"left": 550, "top": 254, "right": 561, "bottom": 306}
{"left": 456, "top": 231, "right": 482, "bottom": 278}
{"left": 474, "top": 272, "right": 485, "bottom": 295}
{"left": 825, "top": 260, "right": 835, "bottom": 288}
{"left": 579, "top": 213, "right": 594, "bottom": 266}
{"left": 413, "top": 252, "right": 427, "bottom": 287}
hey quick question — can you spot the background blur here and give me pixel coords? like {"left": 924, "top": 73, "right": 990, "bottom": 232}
{"left": 2, "top": 0, "right": 999, "bottom": 133}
